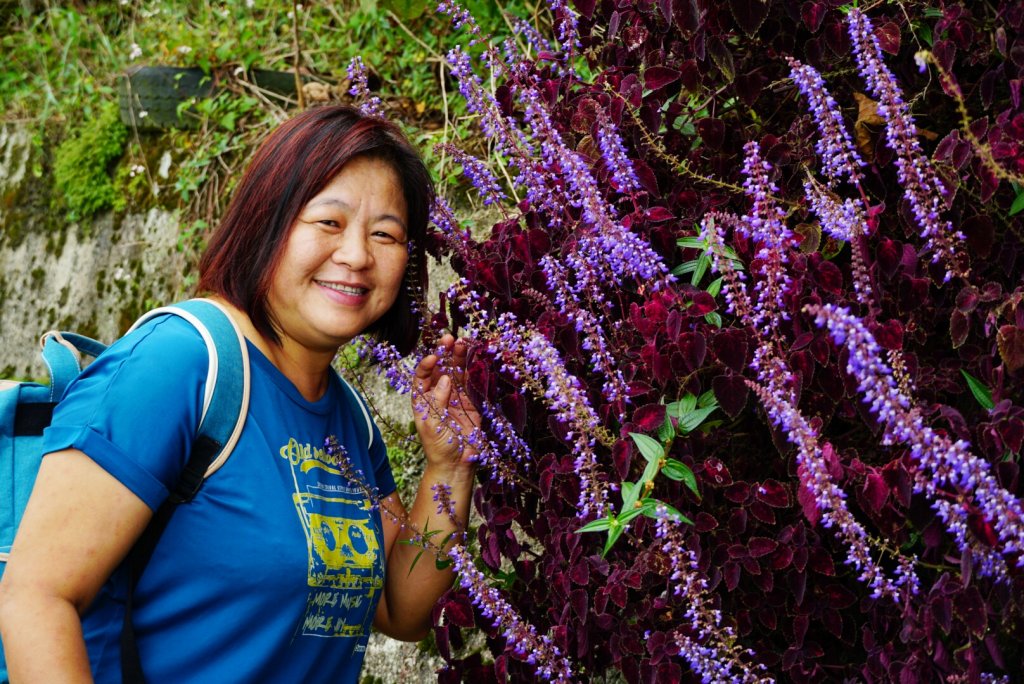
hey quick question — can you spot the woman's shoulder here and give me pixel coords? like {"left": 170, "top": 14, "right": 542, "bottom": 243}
{"left": 111, "top": 311, "right": 211, "bottom": 368}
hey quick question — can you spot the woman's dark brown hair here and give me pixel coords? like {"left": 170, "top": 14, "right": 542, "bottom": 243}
{"left": 198, "top": 105, "right": 433, "bottom": 356}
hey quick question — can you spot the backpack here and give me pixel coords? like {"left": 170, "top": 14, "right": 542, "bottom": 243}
{"left": 0, "top": 298, "right": 250, "bottom": 684}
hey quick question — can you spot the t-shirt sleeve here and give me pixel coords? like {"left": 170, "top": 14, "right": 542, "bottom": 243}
{"left": 41, "top": 316, "right": 209, "bottom": 511}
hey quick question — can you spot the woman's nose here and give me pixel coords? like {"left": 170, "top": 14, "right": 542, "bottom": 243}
{"left": 332, "top": 227, "right": 373, "bottom": 269}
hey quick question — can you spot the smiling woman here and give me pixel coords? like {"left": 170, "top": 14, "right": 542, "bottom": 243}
{"left": 0, "top": 106, "right": 480, "bottom": 683}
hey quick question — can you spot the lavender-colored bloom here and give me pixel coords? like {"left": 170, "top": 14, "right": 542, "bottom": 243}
{"left": 448, "top": 544, "right": 574, "bottom": 682}
{"left": 787, "top": 58, "right": 864, "bottom": 184}
{"left": 595, "top": 110, "right": 640, "bottom": 194}
{"left": 546, "top": 0, "right": 579, "bottom": 54}
{"left": 346, "top": 56, "right": 384, "bottom": 118}
{"left": 438, "top": 143, "right": 506, "bottom": 205}
{"left": 700, "top": 212, "right": 754, "bottom": 325}
{"left": 738, "top": 141, "right": 794, "bottom": 332}
{"left": 803, "top": 180, "right": 873, "bottom": 301}
{"left": 437, "top": 0, "right": 481, "bottom": 38}
{"left": 655, "top": 508, "right": 772, "bottom": 683}
{"left": 541, "top": 254, "right": 628, "bottom": 402}
{"left": 847, "top": 8, "right": 966, "bottom": 280}
{"left": 748, "top": 364, "right": 916, "bottom": 601}
{"left": 809, "top": 304, "right": 1024, "bottom": 577}
{"left": 508, "top": 16, "right": 553, "bottom": 57}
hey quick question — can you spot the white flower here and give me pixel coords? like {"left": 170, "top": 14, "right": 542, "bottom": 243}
{"left": 245, "top": 0, "right": 254, "bottom": 7}
{"left": 128, "top": 43, "right": 142, "bottom": 60}
{"left": 138, "top": 110, "right": 149, "bottom": 119}
{"left": 175, "top": 45, "right": 193, "bottom": 55}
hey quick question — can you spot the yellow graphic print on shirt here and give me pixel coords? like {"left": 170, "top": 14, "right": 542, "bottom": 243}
{"left": 280, "top": 438, "right": 384, "bottom": 640}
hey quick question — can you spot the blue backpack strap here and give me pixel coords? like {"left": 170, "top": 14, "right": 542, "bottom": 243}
{"left": 39, "top": 331, "right": 107, "bottom": 401}
{"left": 127, "top": 298, "right": 250, "bottom": 483}
{"left": 120, "top": 298, "right": 250, "bottom": 684}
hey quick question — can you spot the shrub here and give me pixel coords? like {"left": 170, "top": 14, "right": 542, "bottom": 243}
{"left": 354, "top": 0, "right": 1024, "bottom": 681}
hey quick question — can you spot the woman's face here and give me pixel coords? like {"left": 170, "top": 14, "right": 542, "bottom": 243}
{"left": 267, "top": 155, "right": 409, "bottom": 354}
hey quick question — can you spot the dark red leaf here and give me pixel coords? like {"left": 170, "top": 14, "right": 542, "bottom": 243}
{"left": 491, "top": 507, "right": 519, "bottom": 525}
{"left": 724, "top": 561, "right": 741, "bottom": 590}
{"left": 571, "top": 588, "right": 589, "bottom": 618}
{"left": 687, "top": 291, "right": 717, "bottom": 316}
{"left": 875, "top": 21, "right": 901, "bottom": 54}
{"left": 748, "top": 537, "right": 779, "bottom": 558}
{"left": 644, "top": 66, "right": 682, "bottom": 91}
{"left": 956, "top": 286, "right": 980, "bottom": 313}
{"left": 695, "top": 512, "right": 719, "bottom": 532}
{"left": 701, "top": 457, "right": 733, "bottom": 487}
{"left": 695, "top": 117, "right": 726, "bottom": 150}
{"left": 712, "top": 328, "right": 748, "bottom": 372}
{"left": 571, "top": 0, "right": 595, "bottom": 18}
{"left": 445, "top": 591, "right": 477, "bottom": 627}
{"left": 771, "top": 544, "right": 794, "bottom": 570}
{"left": 678, "top": 332, "right": 707, "bottom": 370}
{"left": 797, "top": 474, "right": 821, "bottom": 526}
{"left": 713, "top": 374, "right": 749, "bottom": 418}
{"left": 814, "top": 259, "right": 843, "bottom": 294}
{"left": 749, "top": 500, "right": 776, "bottom": 524}
{"left": 724, "top": 481, "right": 752, "bottom": 503}
{"left": 810, "top": 549, "right": 836, "bottom": 577}
{"left": 609, "top": 582, "right": 628, "bottom": 608}
{"left": 756, "top": 479, "right": 791, "bottom": 507}
{"left": 728, "top": 0, "right": 770, "bottom": 36}
{"left": 954, "top": 586, "right": 988, "bottom": 637}
{"left": 862, "top": 472, "right": 889, "bottom": 515}
{"left": 645, "top": 206, "right": 675, "bottom": 223}
{"left": 800, "top": 1, "right": 826, "bottom": 32}
{"left": 613, "top": 439, "right": 632, "bottom": 479}
{"left": 999, "top": 419, "right": 1024, "bottom": 454}
{"left": 950, "top": 310, "right": 970, "bottom": 348}
{"left": 871, "top": 319, "right": 903, "bottom": 351}
{"left": 735, "top": 70, "right": 764, "bottom": 107}
{"left": 876, "top": 238, "right": 902, "bottom": 278}
{"left": 997, "top": 325, "right": 1024, "bottom": 371}
{"left": 633, "top": 403, "right": 667, "bottom": 431}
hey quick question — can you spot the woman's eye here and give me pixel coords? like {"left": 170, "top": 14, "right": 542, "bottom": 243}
{"left": 372, "top": 230, "right": 400, "bottom": 243}
{"left": 318, "top": 219, "right": 340, "bottom": 228}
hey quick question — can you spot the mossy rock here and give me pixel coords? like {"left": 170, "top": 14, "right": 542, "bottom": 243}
{"left": 52, "top": 102, "right": 127, "bottom": 223}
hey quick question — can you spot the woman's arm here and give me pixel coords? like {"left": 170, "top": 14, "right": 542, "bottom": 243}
{"left": 373, "top": 335, "right": 479, "bottom": 641}
{"left": 0, "top": 449, "right": 152, "bottom": 682}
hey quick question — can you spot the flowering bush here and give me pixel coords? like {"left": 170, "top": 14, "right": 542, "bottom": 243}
{"left": 360, "top": 1, "right": 1024, "bottom": 681}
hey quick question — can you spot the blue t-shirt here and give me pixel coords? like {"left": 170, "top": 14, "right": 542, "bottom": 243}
{"left": 41, "top": 315, "right": 396, "bottom": 683}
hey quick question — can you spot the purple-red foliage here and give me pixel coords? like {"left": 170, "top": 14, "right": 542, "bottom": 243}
{"left": 428, "top": 1, "right": 1024, "bottom": 681}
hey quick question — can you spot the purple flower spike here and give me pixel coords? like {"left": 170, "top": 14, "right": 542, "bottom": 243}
{"left": 788, "top": 58, "right": 864, "bottom": 185}
{"left": 346, "top": 56, "right": 384, "bottom": 119}
{"left": 655, "top": 508, "right": 773, "bottom": 683}
{"left": 448, "top": 544, "right": 574, "bottom": 682}
{"left": 847, "top": 8, "right": 967, "bottom": 279}
{"left": 595, "top": 110, "right": 640, "bottom": 194}
{"left": 809, "top": 303, "right": 1024, "bottom": 578}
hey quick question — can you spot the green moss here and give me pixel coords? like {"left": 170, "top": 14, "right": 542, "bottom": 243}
{"left": 52, "top": 102, "right": 127, "bottom": 224}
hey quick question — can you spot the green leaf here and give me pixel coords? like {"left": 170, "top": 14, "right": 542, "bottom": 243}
{"left": 677, "top": 236, "right": 706, "bottom": 249}
{"left": 690, "top": 253, "right": 710, "bottom": 285}
{"left": 706, "top": 276, "right": 723, "bottom": 297}
{"left": 657, "top": 414, "right": 675, "bottom": 442}
{"left": 602, "top": 524, "right": 626, "bottom": 556}
{"left": 663, "top": 458, "right": 700, "bottom": 496}
{"left": 1010, "top": 189, "right": 1024, "bottom": 217}
{"left": 621, "top": 481, "right": 640, "bottom": 511}
{"left": 577, "top": 517, "right": 614, "bottom": 533}
{"left": 676, "top": 405, "right": 719, "bottom": 433}
{"left": 705, "top": 312, "right": 723, "bottom": 328}
{"left": 638, "top": 498, "right": 693, "bottom": 525}
{"left": 407, "top": 548, "right": 426, "bottom": 576}
{"left": 961, "top": 369, "right": 995, "bottom": 410}
{"left": 381, "top": 0, "right": 428, "bottom": 19}
{"left": 630, "top": 432, "right": 665, "bottom": 464}
{"left": 435, "top": 556, "right": 453, "bottom": 571}
{"left": 671, "top": 259, "right": 699, "bottom": 276}
{"left": 619, "top": 505, "right": 647, "bottom": 524}
{"left": 697, "top": 390, "right": 719, "bottom": 409}
{"left": 641, "top": 457, "right": 660, "bottom": 486}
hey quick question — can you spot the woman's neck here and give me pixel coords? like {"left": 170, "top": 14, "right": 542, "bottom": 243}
{"left": 209, "top": 296, "right": 334, "bottom": 402}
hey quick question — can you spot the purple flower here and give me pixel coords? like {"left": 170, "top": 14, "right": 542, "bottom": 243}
{"left": 346, "top": 56, "right": 384, "bottom": 119}
{"left": 437, "top": 143, "right": 506, "bottom": 206}
{"left": 787, "top": 58, "right": 864, "bottom": 185}
{"left": 739, "top": 141, "right": 794, "bottom": 332}
{"left": 809, "top": 303, "right": 1023, "bottom": 578}
{"left": 448, "top": 544, "right": 574, "bottom": 682}
{"left": 595, "top": 110, "right": 640, "bottom": 194}
{"left": 655, "top": 508, "right": 772, "bottom": 683}
{"left": 847, "top": 8, "right": 967, "bottom": 280}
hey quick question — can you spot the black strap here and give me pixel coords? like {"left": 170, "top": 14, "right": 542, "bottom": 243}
{"left": 120, "top": 435, "right": 222, "bottom": 684}
{"left": 13, "top": 402, "right": 56, "bottom": 436}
